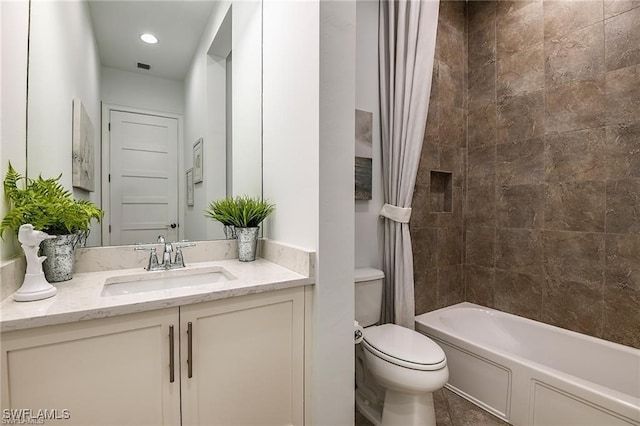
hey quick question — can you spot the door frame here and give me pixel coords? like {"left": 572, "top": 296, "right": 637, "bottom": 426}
{"left": 100, "top": 103, "right": 184, "bottom": 245}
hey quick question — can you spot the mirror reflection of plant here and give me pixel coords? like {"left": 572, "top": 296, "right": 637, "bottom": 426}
{"left": 0, "top": 163, "right": 104, "bottom": 239}
{"left": 205, "top": 196, "right": 275, "bottom": 228}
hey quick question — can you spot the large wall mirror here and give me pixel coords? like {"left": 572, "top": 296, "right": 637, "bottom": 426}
{"left": 26, "top": 0, "right": 262, "bottom": 247}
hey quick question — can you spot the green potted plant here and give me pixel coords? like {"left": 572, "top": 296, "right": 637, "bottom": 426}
{"left": 204, "top": 196, "right": 238, "bottom": 240}
{"left": 1, "top": 163, "right": 103, "bottom": 282}
{"left": 205, "top": 196, "right": 275, "bottom": 261}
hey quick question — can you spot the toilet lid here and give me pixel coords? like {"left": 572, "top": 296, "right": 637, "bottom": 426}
{"left": 363, "top": 324, "right": 446, "bottom": 371}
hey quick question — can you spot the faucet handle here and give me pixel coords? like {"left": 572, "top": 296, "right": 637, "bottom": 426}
{"left": 135, "top": 246, "right": 159, "bottom": 270}
{"left": 172, "top": 242, "right": 195, "bottom": 268}
{"left": 174, "top": 241, "right": 196, "bottom": 248}
{"left": 174, "top": 247, "right": 186, "bottom": 268}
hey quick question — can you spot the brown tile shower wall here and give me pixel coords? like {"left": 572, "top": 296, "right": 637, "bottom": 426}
{"left": 465, "top": 0, "right": 640, "bottom": 348}
{"left": 412, "top": 0, "right": 468, "bottom": 315}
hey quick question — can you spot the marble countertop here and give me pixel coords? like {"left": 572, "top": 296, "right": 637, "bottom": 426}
{"left": 0, "top": 258, "right": 314, "bottom": 333}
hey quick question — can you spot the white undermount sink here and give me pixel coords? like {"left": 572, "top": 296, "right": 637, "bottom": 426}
{"left": 101, "top": 266, "right": 234, "bottom": 297}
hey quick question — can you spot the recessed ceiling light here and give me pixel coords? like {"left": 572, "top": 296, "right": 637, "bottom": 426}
{"left": 140, "top": 33, "right": 158, "bottom": 44}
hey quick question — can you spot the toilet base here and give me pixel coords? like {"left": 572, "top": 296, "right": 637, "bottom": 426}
{"left": 356, "top": 389, "right": 382, "bottom": 426}
{"left": 380, "top": 389, "right": 436, "bottom": 426}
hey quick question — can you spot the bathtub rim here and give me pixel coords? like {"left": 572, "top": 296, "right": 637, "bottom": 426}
{"left": 415, "top": 302, "right": 640, "bottom": 420}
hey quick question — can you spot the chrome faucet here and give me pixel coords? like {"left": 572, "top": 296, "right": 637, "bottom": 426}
{"left": 161, "top": 240, "right": 173, "bottom": 266}
{"left": 135, "top": 236, "right": 195, "bottom": 271}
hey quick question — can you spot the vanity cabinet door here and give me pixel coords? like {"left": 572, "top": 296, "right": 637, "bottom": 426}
{"left": 1, "top": 308, "right": 181, "bottom": 426}
{"left": 180, "top": 287, "right": 305, "bottom": 426}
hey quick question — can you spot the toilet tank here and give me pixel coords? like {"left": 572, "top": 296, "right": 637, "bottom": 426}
{"left": 355, "top": 267, "right": 385, "bottom": 327}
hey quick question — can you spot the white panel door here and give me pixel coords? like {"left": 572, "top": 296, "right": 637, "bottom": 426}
{"left": 180, "top": 287, "right": 305, "bottom": 426}
{"left": 109, "top": 110, "right": 178, "bottom": 245}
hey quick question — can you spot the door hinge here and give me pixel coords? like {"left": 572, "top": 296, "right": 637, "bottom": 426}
{"left": 108, "top": 174, "right": 111, "bottom": 182}
{"left": 109, "top": 225, "right": 112, "bottom": 233}
{"left": 108, "top": 122, "right": 111, "bottom": 131}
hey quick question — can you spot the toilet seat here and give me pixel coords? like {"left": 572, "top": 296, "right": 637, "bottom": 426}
{"left": 363, "top": 324, "right": 446, "bottom": 371}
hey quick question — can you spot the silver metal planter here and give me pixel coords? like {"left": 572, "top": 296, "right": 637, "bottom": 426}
{"left": 40, "top": 233, "right": 80, "bottom": 282}
{"left": 236, "top": 227, "right": 259, "bottom": 262}
{"left": 224, "top": 225, "right": 237, "bottom": 240}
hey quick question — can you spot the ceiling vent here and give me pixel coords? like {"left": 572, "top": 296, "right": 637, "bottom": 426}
{"left": 137, "top": 62, "right": 151, "bottom": 70}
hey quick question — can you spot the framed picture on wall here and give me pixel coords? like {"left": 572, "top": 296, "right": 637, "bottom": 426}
{"left": 193, "top": 138, "right": 204, "bottom": 183}
{"left": 355, "top": 109, "right": 373, "bottom": 200}
{"left": 72, "top": 97, "right": 95, "bottom": 192}
{"left": 186, "top": 168, "right": 194, "bottom": 206}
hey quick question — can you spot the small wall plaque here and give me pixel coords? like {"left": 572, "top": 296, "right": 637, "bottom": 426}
{"left": 186, "top": 168, "right": 194, "bottom": 206}
{"left": 72, "top": 98, "right": 95, "bottom": 192}
{"left": 193, "top": 138, "right": 203, "bottom": 184}
{"left": 355, "top": 109, "right": 373, "bottom": 200}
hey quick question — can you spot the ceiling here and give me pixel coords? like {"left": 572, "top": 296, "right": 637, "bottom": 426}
{"left": 87, "top": 0, "right": 217, "bottom": 81}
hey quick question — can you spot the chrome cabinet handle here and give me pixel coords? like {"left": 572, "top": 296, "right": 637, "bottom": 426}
{"left": 169, "top": 325, "right": 175, "bottom": 383}
{"left": 187, "top": 321, "right": 193, "bottom": 378}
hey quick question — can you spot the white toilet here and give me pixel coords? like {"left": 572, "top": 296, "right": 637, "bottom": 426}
{"left": 355, "top": 267, "right": 448, "bottom": 426}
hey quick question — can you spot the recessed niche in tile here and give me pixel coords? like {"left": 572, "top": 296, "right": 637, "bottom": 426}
{"left": 430, "top": 171, "right": 453, "bottom": 213}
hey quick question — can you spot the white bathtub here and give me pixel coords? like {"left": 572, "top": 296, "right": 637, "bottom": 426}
{"left": 415, "top": 302, "right": 640, "bottom": 426}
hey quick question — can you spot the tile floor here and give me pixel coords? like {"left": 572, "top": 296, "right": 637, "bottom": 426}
{"left": 355, "top": 388, "right": 509, "bottom": 426}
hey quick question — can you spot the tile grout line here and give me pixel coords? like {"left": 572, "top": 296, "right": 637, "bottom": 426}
{"left": 600, "top": 0, "right": 607, "bottom": 340}
{"left": 540, "top": 0, "right": 551, "bottom": 323}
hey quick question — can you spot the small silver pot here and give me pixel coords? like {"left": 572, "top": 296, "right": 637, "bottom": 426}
{"left": 236, "top": 227, "right": 259, "bottom": 262}
{"left": 224, "top": 225, "right": 237, "bottom": 240}
{"left": 40, "top": 233, "right": 80, "bottom": 282}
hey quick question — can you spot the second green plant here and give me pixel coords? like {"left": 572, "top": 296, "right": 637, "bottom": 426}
{"left": 205, "top": 196, "right": 275, "bottom": 228}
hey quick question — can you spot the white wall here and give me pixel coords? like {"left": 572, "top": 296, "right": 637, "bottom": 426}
{"left": 101, "top": 66, "right": 184, "bottom": 114}
{"left": 317, "top": 1, "right": 357, "bottom": 423}
{"left": 184, "top": 1, "right": 228, "bottom": 241}
{"left": 204, "top": 54, "right": 228, "bottom": 238}
{"left": 183, "top": 1, "right": 262, "bottom": 242}
{"left": 355, "top": 0, "right": 384, "bottom": 270}
{"left": 263, "top": 1, "right": 356, "bottom": 424}
{"left": 0, "top": 0, "right": 29, "bottom": 260}
{"left": 262, "top": 0, "right": 319, "bottom": 249}
{"left": 231, "top": 1, "right": 262, "bottom": 197}
{"left": 26, "top": 0, "right": 102, "bottom": 246}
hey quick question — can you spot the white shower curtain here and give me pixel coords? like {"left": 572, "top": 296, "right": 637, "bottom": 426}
{"left": 379, "top": 0, "right": 439, "bottom": 329}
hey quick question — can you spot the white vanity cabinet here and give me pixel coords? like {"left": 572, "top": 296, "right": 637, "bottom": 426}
{"left": 0, "top": 307, "right": 182, "bottom": 425}
{"left": 180, "top": 286, "right": 305, "bottom": 426}
{"left": 1, "top": 286, "right": 307, "bottom": 426}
